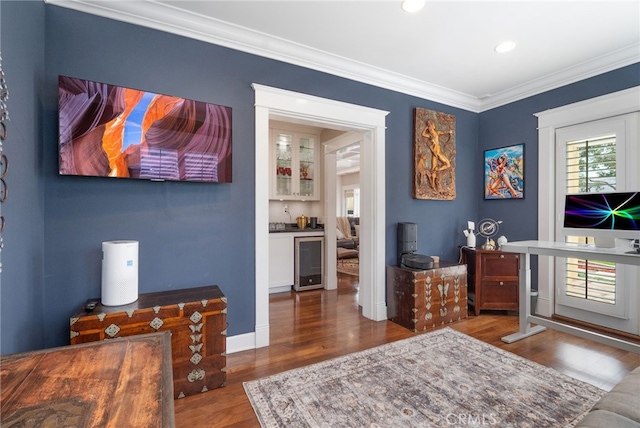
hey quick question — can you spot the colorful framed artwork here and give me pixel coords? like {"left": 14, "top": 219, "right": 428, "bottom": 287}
{"left": 484, "top": 144, "right": 524, "bottom": 199}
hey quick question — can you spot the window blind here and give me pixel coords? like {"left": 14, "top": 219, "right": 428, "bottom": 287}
{"left": 564, "top": 134, "right": 617, "bottom": 304}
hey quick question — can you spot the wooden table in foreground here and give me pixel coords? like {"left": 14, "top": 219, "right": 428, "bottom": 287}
{"left": 1, "top": 332, "right": 175, "bottom": 427}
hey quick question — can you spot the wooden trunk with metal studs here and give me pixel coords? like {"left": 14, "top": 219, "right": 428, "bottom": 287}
{"left": 387, "top": 263, "right": 468, "bottom": 332}
{"left": 70, "top": 285, "right": 227, "bottom": 399}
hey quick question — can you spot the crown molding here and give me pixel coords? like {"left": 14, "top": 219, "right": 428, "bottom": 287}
{"left": 45, "top": 0, "right": 639, "bottom": 113}
{"left": 480, "top": 44, "right": 640, "bottom": 112}
{"left": 45, "top": 0, "right": 482, "bottom": 111}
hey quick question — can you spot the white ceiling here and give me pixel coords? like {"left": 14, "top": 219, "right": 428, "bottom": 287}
{"left": 335, "top": 142, "right": 362, "bottom": 176}
{"left": 47, "top": 0, "right": 640, "bottom": 113}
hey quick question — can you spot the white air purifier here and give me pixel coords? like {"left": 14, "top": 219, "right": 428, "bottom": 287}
{"left": 101, "top": 240, "right": 139, "bottom": 306}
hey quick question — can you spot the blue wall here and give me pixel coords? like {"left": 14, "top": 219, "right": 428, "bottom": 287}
{"left": 1, "top": 2, "right": 638, "bottom": 355}
{"left": 0, "top": 1, "right": 46, "bottom": 355}
{"left": 478, "top": 64, "right": 640, "bottom": 286}
{"left": 41, "top": 5, "right": 478, "bottom": 351}
{"left": 479, "top": 63, "right": 640, "bottom": 241}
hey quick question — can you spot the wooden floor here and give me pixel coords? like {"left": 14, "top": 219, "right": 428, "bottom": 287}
{"left": 174, "top": 273, "right": 640, "bottom": 427}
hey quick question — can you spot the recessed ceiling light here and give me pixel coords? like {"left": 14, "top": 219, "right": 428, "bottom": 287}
{"left": 401, "top": 0, "right": 425, "bottom": 13}
{"left": 495, "top": 41, "right": 516, "bottom": 53}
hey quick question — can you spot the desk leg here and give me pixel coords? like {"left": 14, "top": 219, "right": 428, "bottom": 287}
{"left": 501, "top": 251, "right": 546, "bottom": 343}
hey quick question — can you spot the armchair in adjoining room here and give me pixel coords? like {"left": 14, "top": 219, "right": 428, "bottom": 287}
{"left": 336, "top": 216, "right": 359, "bottom": 263}
{"left": 336, "top": 216, "right": 359, "bottom": 249}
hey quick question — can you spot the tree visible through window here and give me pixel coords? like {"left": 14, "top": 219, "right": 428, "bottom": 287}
{"left": 566, "top": 136, "right": 616, "bottom": 192}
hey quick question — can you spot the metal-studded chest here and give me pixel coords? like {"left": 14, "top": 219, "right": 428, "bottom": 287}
{"left": 70, "top": 285, "right": 227, "bottom": 398}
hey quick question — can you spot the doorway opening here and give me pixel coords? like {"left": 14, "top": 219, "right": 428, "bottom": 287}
{"left": 253, "top": 84, "right": 388, "bottom": 348}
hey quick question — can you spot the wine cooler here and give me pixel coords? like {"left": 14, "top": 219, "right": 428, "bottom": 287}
{"left": 293, "top": 236, "right": 324, "bottom": 291}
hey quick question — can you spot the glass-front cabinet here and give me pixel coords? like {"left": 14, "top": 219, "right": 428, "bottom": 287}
{"left": 271, "top": 128, "right": 320, "bottom": 200}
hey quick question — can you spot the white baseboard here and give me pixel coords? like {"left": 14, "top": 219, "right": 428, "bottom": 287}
{"left": 255, "top": 323, "right": 270, "bottom": 348}
{"left": 536, "top": 296, "right": 552, "bottom": 317}
{"left": 375, "top": 303, "right": 388, "bottom": 321}
{"left": 226, "top": 322, "right": 271, "bottom": 354}
{"left": 226, "top": 332, "right": 256, "bottom": 354}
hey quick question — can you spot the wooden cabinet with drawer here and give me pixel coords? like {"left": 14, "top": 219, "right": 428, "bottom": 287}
{"left": 461, "top": 248, "right": 519, "bottom": 315}
{"left": 70, "top": 285, "right": 226, "bottom": 399}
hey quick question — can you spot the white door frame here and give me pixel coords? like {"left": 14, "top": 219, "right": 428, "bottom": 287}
{"left": 535, "top": 86, "right": 640, "bottom": 319}
{"left": 323, "top": 131, "right": 365, "bottom": 292}
{"left": 253, "top": 84, "right": 388, "bottom": 347}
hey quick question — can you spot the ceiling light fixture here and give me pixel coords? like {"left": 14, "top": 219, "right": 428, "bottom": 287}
{"left": 495, "top": 41, "right": 516, "bottom": 53}
{"left": 401, "top": 0, "right": 425, "bottom": 13}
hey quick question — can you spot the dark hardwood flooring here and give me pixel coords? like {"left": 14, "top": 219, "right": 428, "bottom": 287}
{"left": 174, "top": 273, "right": 640, "bottom": 427}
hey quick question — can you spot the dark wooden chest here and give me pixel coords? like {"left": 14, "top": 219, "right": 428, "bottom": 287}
{"left": 70, "top": 285, "right": 226, "bottom": 399}
{"left": 387, "top": 263, "right": 468, "bottom": 332}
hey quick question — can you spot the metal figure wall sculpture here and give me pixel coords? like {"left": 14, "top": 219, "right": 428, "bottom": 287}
{"left": 413, "top": 108, "right": 456, "bottom": 200}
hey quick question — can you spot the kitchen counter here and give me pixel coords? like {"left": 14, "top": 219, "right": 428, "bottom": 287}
{"left": 269, "top": 225, "right": 324, "bottom": 234}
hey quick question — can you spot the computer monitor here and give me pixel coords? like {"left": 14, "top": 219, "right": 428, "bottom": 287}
{"left": 563, "top": 191, "right": 640, "bottom": 248}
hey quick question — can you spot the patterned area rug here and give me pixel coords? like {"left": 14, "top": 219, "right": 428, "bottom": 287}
{"left": 337, "top": 258, "right": 358, "bottom": 276}
{"left": 243, "top": 328, "right": 604, "bottom": 428}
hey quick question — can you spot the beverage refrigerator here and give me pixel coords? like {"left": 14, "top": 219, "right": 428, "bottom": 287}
{"left": 293, "top": 236, "right": 324, "bottom": 291}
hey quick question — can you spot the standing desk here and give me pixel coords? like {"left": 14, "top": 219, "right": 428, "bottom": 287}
{"left": 499, "top": 240, "right": 640, "bottom": 353}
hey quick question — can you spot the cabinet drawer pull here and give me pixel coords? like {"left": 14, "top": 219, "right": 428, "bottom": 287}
{"left": 500, "top": 254, "right": 504, "bottom": 258}
{"left": 499, "top": 281, "right": 504, "bottom": 285}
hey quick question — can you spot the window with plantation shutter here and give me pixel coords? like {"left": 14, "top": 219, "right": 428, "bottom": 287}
{"left": 537, "top": 88, "right": 639, "bottom": 336}
{"left": 552, "top": 112, "right": 639, "bottom": 333}
{"left": 563, "top": 135, "right": 617, "bottom": 306}
{"left": 565, "top": 136, "right": 616, "bottom": 193}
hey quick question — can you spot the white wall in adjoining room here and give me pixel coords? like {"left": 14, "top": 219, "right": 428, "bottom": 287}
{"left": 341, "top": 172, "right": 359, "bottom": 187}
{"left": 268, "top": 200, "right": 324, "bottom": 224}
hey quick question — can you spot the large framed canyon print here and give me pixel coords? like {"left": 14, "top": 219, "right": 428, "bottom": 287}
{"left": 58, "top": 76, "right": 232, "bottom": 183}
